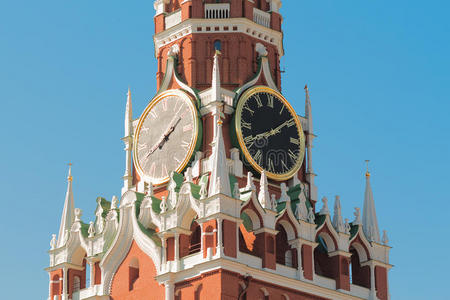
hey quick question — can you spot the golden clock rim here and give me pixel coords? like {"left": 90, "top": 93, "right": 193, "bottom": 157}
{"left": 133, "top": 89, "right": 199, "bottom": 186}
{"left": 235, "top": 86, "right": 306, "bottom": 181}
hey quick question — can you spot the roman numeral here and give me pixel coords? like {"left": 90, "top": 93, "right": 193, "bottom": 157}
{"left": 244, "top": 135, "right": 255, "bottom": 148}
{"left": 287, "top": 118, "right": 296, "bottom": 127}
{"left": 281, "top": 160, "right": 289, "bottom": 172}
{"left": 183, "top": 124, "right": 193, "bottom": 132}
{"left": 267, "top": 93, "right": 274, "bottom": 108}
{"left": 161, "top": 164, "right": 168, "bottom": 177}
{"left": 242, "top": 121, "right": 252, "bottom": 130}
{"left": 181, "top": 140, "right": 190, "bottom": 151}
{"left": 254, "top": 150, "right": 262, "bottom": 165}
{"left": 268, "top": 158, "right": 275, "bottom": 173}
{"left": 149, "top": 162, "right": 156, "bottom": 177}
{"left": 288, "top": 149, "right": 298, "bottom": 164}
{"left": 244, "top": 103, "right": 254, "bottom": 115}
{"left": 254, "top": 94, "right": 263, "bottom": 108}
{"left": 290, "top": 137, "right": 300, "bottom": 145}
{"left": 173, "top": 99, "right": 180, "bottom": 112}
{"left": 138, "top": 144, "right": 147, "bottom": 152}
{"left": 279, "top": 105, "right": 285, "bottom": 115}
{"left": 162, "top": 100, "right": 168, "bottom": 111}
{"left": 150, "top": 110, "right": 158, "bottom": 119}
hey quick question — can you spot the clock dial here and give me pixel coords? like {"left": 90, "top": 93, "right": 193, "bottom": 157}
{"left": 133, "top": 90, "right": 200, "bottom": 185}
{"left": 235, "top": 86, "right": 305, "bottom": 181}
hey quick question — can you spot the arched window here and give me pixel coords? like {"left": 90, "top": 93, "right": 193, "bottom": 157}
{"left": 314, "top": 234, "right": 334, "bottom": 279}
{"left": 189, "top": 221, "right": 201, "bottom": 255}
{"left": 214, "top": 40, "right": 222, "bottom": 51}
{"left": 129, "top": 258, "right": 139, "bottom": 291}
{"left": 349, "top": 245, "right": 370, "bottom": 288}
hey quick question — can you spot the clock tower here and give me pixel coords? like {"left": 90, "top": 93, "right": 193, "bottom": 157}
{"left": 46, "top": 1, "right": 392, "bottom": 300}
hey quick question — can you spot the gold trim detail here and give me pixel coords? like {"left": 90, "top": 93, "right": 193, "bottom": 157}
{"left": 133, "top": 89, "right": 199, "bottom": 186}
{"left": 235, "top": 86, "right": 306, "bottom": 181}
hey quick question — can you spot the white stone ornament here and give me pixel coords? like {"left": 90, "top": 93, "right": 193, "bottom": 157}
{"left": 319, "top": 197, "right": 330, "bottom": 215}
{"left": 353, "top": 207, "right": 362, "bottom": 225}
{"left": 146, "top": 182, "right": 154, "bottom": 196}
{"left": 88, "top": 221, "right": 95, "bottom": 238}
{"left": 74, "top": 208, "right": 82, "bottom": 222}
{"left": 199, "top": 181, "right": 207, "bottom": 200}
{"left": 50, "top": 234, "right": 57, "bottom": 250}
{"left": 344, "top": 218, "right": 351, "bottom": 234}
{"left": 382, "top": 230, "right": 389, "bottom": 245}
{"left": 233, "top": 182, "right": 241, "bottom": 199}
{"left": 111, "top": 196, "right": 118, "bottom": 209}
{"left": 332, "top": 196, "right": 345, "bottom": 233}
{"left": 245, "top": 172, "right": 256, "bottom": 191}
{"left": 95, "top": 198, "right": 104, "bottom": 234}
{"left": 168, "top": 43, "right": 180, "bottom": 56}
{"left": 184, "top": 167, "right": 193, "bottom": 182}
{"left": 279, "top": 183, "right": 289, "bottom": 202}
{"left": 167, "top": 173, "right": 178, "bottom": 210}
{"left": 296, "top": 196, "right": 308, "bottom": 221}
{"left": 160, "top": 196, "right": 167, "bottom": 213}
{"left": 271, "top": 194, "right": 277, "bottom": 211}
{"left": 258, "top": 171, "right": 271, "bottom": 209}
{"left": 255, "top": 42, "right": 268, "bottom": 57}
{"left": 307, "top": 207, "right": 315, "bottom": 223}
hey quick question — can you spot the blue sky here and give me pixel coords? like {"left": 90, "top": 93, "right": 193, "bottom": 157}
{"left": 1, "top": 0, "right": 449, "bottom": 299}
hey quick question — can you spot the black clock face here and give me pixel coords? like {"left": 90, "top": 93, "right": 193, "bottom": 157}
{"left": 236, "top": 87, "right": 305, "bottom": 180}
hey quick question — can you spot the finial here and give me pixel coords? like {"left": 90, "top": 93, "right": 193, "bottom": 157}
{"left": 50, "top": 234, "right": 57, "bottom": 250}
{"left": 365, "top": 160, "right": 371, "bottom": 177}
{"left": 382, "top": 230, "right": 389, "bottom": 245}
{"left": 305, "top": 84, "right": 308, "bottom": 92}
{"left": 67, "top": 163, "right": 73, "bottom": 182}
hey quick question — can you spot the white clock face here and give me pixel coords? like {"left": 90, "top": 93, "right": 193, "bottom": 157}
{"left": 133, "top": 90, "right": 200, "bottom": 185}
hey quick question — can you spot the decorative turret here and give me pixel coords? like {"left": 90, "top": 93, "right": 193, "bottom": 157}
{"left": 122, "top": 87, "right": 133, "bottom": 194}
{"left": 258, "top": 171, "right": 271, "bottom": 209}
{"left": 362, "top": 162, "right": 381, "bottom": 243}
{"left": 57, "top": 164, "right": 74, "bottom": 248}
{"left": 332, "top": 195, "right": 345, "bottom": 233}
{"left": 208, "top": 111, "right": 231, "bottom": 197}
{"left": 211, "top": 50, "right": 222, "bottom": 104}
{"left": 304, "top": 85, "right": 318, "bottom": 204}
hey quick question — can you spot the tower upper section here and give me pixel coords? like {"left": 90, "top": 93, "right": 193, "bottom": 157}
{"left": 153, "top": 0, "right": 284, "bottom": 91}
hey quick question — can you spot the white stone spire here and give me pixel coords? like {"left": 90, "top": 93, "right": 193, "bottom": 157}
{"left": 122, "top": 87, "right": 133, "bottom": 194}
{"left": 258, "top": 171, "right": 271, "bottom": 209}
{"left": 363, "top": 165, "right": 381, "bottom": 243}
{"left": 332, "top": 196, "right": 345, "bottom": 232}
{"left": 305, "top": 84, "right": 313, "bottom": 137}
{"left": 57, "top": 164, "right": 75, "bottom": 248}
{"left": 212, "top": 50, "right": 222, "bottom": 103}
{"left": 304, "top": 85, "right": 318, "bottom": 203}
{"left": 208, "top": 108, "right": 231, "bottom": 197}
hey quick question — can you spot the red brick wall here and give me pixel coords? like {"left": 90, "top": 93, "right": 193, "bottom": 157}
{"left": 157, "top": 34, "right": 280, "bottom": 92}
{"left": 302, "top": 244, "right": 314, "bottom": 280}
{"left": 110, "top": 241, "right": 165, "bottom": 300}
{"left": 376, "top": 266, "right": 388, "bottom": 300}
{"left": 223, "top": 219, "right": 237, "bottom": 258}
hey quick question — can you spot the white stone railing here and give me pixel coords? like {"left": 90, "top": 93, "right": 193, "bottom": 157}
{"left": 165, "top": 9, "right": 182, "bottom": 29}
{"left": 205, "top": 3, "right": 230, "bottom": 19}
{"left": 313, "top": 274, "right": 336, "bottom": 290}
{"left": 253, "top": 7, "right": 271, "bottom": 28}
{"left": 350, "top": 283, "right": 371, "bottom": 298}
